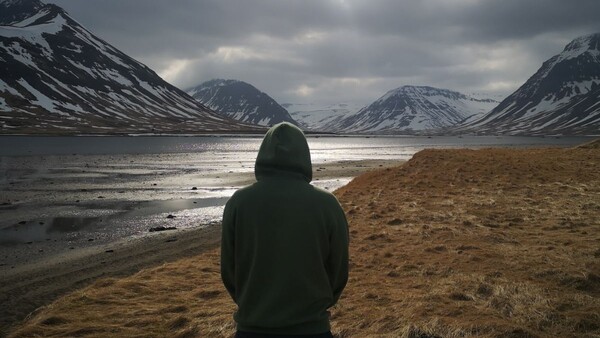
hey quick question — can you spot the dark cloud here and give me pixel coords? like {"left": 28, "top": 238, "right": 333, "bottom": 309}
{"left": 52, "top": 0, "right": 344, "bottom": 55}
{"left": 348, "top": 0, "right": 600, "bottom": 42}
{"left": 455, "top": 0, "right": 600, "bottom": 41}
{"left": 49, "top": 0, "right": 600, "bottom": 104}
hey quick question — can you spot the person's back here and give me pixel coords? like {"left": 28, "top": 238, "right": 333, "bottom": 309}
{"left": 221, "top": 123, "right": 349, "bottom": 337}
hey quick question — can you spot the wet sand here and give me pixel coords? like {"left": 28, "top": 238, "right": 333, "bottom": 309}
{"left": 0, "top": 151, "right": 399, "bottom": 267}
{"left": 0, "top": 156, "right": 401, "bottom": 336}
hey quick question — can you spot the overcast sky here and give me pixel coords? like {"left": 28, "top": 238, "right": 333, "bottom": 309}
{"left": 51, "top": 0, "right": 600, "bottom": 105}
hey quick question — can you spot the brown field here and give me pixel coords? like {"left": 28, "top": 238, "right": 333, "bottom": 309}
{"left": 7, "top": 141, "right": 600, "bottom": 338}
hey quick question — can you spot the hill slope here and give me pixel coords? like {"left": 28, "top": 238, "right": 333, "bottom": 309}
{"left": 0, "top": 0, "right": 259, "bottom": 134}
{"left": 283, "top": 102, "right": 362, "bottom": 132}
{"left": 464, "top": 33, "right": 600, "bottom": 135}
{"left": 333, "top": 86, "right": 497, "bottom": 134}
{"left": 187, "top": 79, "right": 297, "bottom": 127}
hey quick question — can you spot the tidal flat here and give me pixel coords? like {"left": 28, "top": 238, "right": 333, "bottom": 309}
{"left": 0, "top": 151, "right": 398, "bottom": 268}
{"left": 0, "top": 151, "right": 397, "bottom": 335}
{"left": 2, "top": 135, "right": 586, "bottom": 270}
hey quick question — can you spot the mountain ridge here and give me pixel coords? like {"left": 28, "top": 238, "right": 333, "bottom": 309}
{"left": 0, "top": 0, "right": 261, "bottom": 134}
{"left": 283, "top": 102, "right": 363, "bottom": 132}
{"left": 330, "top": 85, "right": 498, "bottom": 134}
{"left": 187, "top": 79, "right": 297, "bottom": 127}
{"left": 462, "top": 33, "right": 600, "bottom": 135}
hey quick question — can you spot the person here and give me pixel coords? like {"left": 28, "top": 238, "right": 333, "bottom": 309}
{"left": 221, "top": 122, "right": 349, "bottom": 338}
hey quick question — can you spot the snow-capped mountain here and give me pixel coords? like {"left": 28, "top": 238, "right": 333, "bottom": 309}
{"left": 332, "top": 86, "right": 498, "bottom": 134}
{"left": 283, "top": 102, "right": 363, "bottom": 132}
{"left": 187, "top": 79, "right": 297, "bottom": 127}
{"left": 464, "top": 33, "right": 600, "bottom": 135}
{"left": 0, "top": 0, "right": 260, "bottom": 134}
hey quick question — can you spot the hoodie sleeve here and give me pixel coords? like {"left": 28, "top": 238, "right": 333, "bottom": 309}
{"left": 220, "top": 199, "right": 236, "bottom": 302}
{"left": 328, "top": 203, "right": 349, "bottom": 306}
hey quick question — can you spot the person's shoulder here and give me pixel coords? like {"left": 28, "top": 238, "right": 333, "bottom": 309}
{"left": 309, "top": 185, "right": 342, "bottom": 204}
{"left": 308, "top": 186, "right": 347, "bottom": 222}
{"left": 227, "top": 183, "right": 259, "bottom": 204}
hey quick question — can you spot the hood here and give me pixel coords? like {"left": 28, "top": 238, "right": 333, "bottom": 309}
{"left": 255, "top": 122, "right": 312, "bottom": 182}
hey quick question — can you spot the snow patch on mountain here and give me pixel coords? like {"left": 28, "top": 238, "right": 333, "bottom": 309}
{"left": 462, "top": 32, "right": 600, "bottom": 135}
{"left": 187, "top": 79, "right": 297, "bottom": 126}
{"left": 0, "top": 1, "right": 259, "bottom": 134}
{"left": 332, "top": 86, "right": 498, "bottom": 134}
{"left": 284, "top": 102, "right": 363, "bottom": 132}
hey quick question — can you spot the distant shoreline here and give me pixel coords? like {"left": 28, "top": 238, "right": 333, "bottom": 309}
{"left": 1, "top": 132, "right": 599, "bottom": 137}
{"left": 0, "top": 134, "right": 591, "bottom": 157}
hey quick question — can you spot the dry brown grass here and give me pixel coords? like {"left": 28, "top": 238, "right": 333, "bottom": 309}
{"left": 9, "top": 251, "right": 235, "bottom": 337}
{"left": 8, "top": 146, "right": 600, "bottom": 338}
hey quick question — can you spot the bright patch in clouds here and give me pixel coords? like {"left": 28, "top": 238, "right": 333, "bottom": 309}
{"left": 159, "top": 59, "right": 192, "bottom": 83}
{"left": 483, "top": 81, "right": 522, "bottom": 94}
{"left": 295, "top": 31, "right": 328, "bottom": 44}
{"left": 293, "top": 85, "right": 315, "bottom": 97}
{"left": 214, "top": 46, "right": 266, "bottom": 63}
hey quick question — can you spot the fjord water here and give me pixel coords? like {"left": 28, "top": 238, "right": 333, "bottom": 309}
{"left": 0, "top": 134, "right": 590, "bottom": 157}
{"left": 0, "top": 135, "right": 592, "bottom": 267}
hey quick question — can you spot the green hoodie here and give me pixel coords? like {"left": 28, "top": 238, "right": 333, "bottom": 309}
{"left": 221, "top": 122, "right": 349, "bottom": 335}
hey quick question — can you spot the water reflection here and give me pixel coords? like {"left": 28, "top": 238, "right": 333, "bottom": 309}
{"left": 0, "top": 135, "right": 591, "bottom": 157}
{"left": 0, "top": 216, "right": 100, "bottom": 244}
{"left": 48, "top": 217, "right": 100, "bottom": 233}
{"left": 0, "top": 197, "right": 230, "bottom": 245}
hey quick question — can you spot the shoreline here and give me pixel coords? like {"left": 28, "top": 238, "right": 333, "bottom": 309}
{"left": 0, "top": 225, "right": 221, "bottom": 336}
{"left": 0, "top": 158, "right": 402, "bottom": 336}
{"left": 0, "top": 157, "right": 399, "bottom": 269}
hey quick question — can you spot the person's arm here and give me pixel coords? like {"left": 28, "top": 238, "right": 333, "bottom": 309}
{"left": 220, "top": 199, "right": 236, "bottom": 302}
{"left": 328, "top": 205, "right": 349, "bottom": 306}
